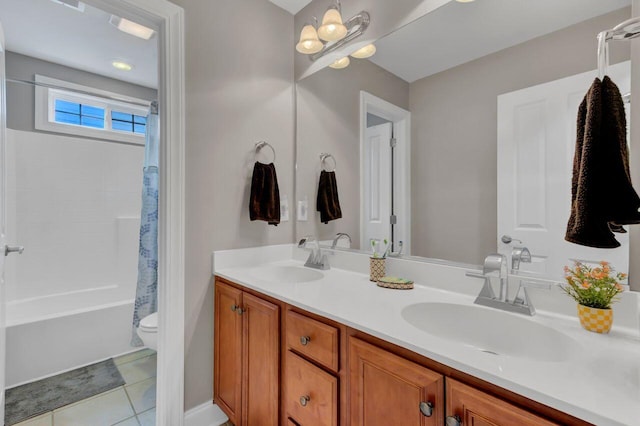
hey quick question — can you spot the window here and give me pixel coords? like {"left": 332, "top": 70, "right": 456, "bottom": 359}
{"left": 35, "top": 75, "right": 151, "bottom": 145}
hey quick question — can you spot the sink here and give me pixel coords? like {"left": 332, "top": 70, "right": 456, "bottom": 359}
{"left": 401, "top": 302, "right": 579, "bottom": 362}
{"left": 249, "top": 265, "right": 324, "bottom": 283}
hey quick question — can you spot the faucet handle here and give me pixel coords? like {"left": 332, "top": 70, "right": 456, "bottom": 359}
{"left": 482, "top": 253, "right": 506, "bottom": 276}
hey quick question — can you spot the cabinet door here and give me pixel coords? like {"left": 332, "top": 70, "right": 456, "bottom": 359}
{"left": 349, "top": 337, "right": 444, "bottom": 426}
{"left": 214, "top": 280, "right": 243, "bottom": 425}
{"left": 446, "top": 379, "right": 558, "bottom": 426}
{"left": 243, "top": 292, "right": 280, "bottom": 426}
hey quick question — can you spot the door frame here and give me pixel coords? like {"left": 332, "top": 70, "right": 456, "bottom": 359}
{"left": 359, "top": 91, "right": 411, "bottom": 254}
{"left": 85, "top": 1, "right": 186, "bottom": 424}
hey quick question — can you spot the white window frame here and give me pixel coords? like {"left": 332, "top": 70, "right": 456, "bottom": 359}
{"left": 34, "top": 74, "right": 150, "bottom": 145}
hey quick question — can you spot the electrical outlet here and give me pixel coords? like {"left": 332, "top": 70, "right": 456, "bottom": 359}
{"left": 280, "top": 195, "right": 289, "bottom": 222}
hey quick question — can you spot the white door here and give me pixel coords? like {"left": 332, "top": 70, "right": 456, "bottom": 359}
{"left": 498, "top": 61, "right": 630, "bottom": 280}
{"left": 0, "top": 21, "right": 7, "bottom": 424}
{"left": 362, "top": 122, "right": 392, "bottom": 254}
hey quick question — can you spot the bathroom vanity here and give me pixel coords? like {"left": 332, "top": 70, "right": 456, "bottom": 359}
{"left": 212, "top": 245, "right": 640, "bottom": 426}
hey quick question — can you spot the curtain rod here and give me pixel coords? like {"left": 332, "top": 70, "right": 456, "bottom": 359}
{"left": 5, "top": 78, "right": 154, "bottom": 108}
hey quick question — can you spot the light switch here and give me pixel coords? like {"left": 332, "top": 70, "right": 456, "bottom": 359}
{"left": 297, "top": 196, "right": 308, "bottom": 221}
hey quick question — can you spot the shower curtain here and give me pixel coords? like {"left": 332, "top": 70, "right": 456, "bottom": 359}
{"left": 131, "top": 101, "right": 159, "bottom": 346}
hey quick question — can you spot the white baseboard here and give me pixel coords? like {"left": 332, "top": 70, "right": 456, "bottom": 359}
{"left": 184, "top": 402, "right": 228, "bottom": 426}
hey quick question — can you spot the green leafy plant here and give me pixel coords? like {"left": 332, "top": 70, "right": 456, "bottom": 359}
{"left": 562, "top": 261, "right": 625, "bottom": 309}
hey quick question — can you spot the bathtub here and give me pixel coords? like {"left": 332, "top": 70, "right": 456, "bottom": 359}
{"left": 6, "top": 285, "right": 137, "bottom": 388}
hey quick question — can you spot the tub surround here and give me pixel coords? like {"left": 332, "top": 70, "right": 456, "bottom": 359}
{"left": 213, "top": 244, "right": 640, "bottom": 426}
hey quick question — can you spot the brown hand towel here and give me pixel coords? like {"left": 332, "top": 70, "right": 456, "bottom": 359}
{"left": 565, "top": 77, "right": 640, "bottom": 248}
{"left": 249, "top": 162, "right": 280, "bottom": 226}
{"left": 316, "top": 170, "right": 342, "bottom": 224}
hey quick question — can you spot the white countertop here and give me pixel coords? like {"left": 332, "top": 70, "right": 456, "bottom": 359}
{"left": 213, "top": 244, "right": 640, "bottom": 426}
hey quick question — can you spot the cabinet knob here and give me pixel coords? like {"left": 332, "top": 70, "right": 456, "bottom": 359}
{"left": 231, "top": 304, "right": 239, "bottom": 312}
{"left": 237, "top": 307, "right": 245, "bottom": 315}
{"left": 300, "top": 336, "right": 311, "bottom": 346}
{"left": 299, "top": 395, "right": 310, "bottom": 407}
{"left": 419, "top": 401, "right": 434, "bottom": 417}
{"left": 446, "top": 415, "right": 462, "bottom": 426}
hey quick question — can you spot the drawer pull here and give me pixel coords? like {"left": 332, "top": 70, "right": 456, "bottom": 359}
{"left": 299, "top": 395, "right": 310, "bottom": 407}
{"left": 300, "top": 336, "right": 311, "bottom": 346}
{"left": 419, "top": 401, "right": 434, "bottom": 417}
{"left": 446, "top": 415, "right": 462, "bottom": 426}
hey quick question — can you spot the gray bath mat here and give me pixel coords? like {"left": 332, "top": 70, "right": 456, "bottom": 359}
{"left": 5, "top": 358, "right": 126, "bottom": 425}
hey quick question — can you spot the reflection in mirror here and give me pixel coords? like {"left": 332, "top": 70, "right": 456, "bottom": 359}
{"left": 295, "top": 0, "right": 634, "bottom": 282}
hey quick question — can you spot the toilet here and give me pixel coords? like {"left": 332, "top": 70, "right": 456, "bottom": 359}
{"left": 136, "top": 312, "right": 158, "bottom": 350}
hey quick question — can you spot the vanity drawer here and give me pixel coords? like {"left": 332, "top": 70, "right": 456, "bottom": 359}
{"left": 286, "top": 310, "right": 339, "bottom": 372}
{"left": 284, "top": 351, "right": 338, "bottom": 426}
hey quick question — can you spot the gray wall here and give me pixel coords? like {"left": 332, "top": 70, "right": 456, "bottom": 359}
{"left": 409, "top": 7, "right": 631, "bottom": 265}
{"left": 5, "top": 51, "right": 157, "bottom": 134}
{"left": 169, "top": 0, "right": 295, "bottom": 410}
{"left": 296, "top": 58, "right": 409, "bottom": 247}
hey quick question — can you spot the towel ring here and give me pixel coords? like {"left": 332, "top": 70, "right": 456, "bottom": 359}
{"left": 255, "top": 141, "right": 276, "bottom": 163}
{"left": 320, "top": 153, "right": 337, "bottom": 172}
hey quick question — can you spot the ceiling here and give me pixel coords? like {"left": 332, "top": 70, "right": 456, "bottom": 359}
{"left": 0, "top": 0, "right": 158, "bottom": 88}
{"left": 369, "top": 0, "right": 631, "bottom": 83}
{"left": 269, "top": 0, "right": 311, "bottom": 15}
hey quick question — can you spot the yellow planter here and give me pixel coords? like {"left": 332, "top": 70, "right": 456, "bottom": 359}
{"left": 369, "top": 257, "right": 386, "bottom": 282}
{"left": 577, "top": 304, "right": 613, "bottom": 334}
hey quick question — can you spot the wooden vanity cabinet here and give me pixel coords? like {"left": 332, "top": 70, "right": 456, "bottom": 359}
{"left": 214, "top": 278, "right": 591, "bottom": 426}
{"left": 214, "top": 279, "right": 280, "bottom": 426}
{"left": 446, "top": 379, "right": 558, "bottom": 426}
{"left": 349, "top": 337, "right": 444, "bottom": 426}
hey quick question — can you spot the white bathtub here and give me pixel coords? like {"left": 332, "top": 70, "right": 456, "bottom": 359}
{"left": 6, "top": 285, "right": 137, "bottom": 388}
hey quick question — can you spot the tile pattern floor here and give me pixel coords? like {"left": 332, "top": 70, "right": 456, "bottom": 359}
{"left": 14, "top": 349, "right": 157, "bottom": 426}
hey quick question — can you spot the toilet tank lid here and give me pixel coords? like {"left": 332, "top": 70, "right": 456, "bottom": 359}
{"left": 140, "top": 312, "right": 158, "bottom": 330}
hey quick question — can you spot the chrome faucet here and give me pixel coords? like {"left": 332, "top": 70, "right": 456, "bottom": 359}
{"left": 511, "top": 246, "right": 532, "bottom": 271}
{"left": 331, "top": 232, "right": 352, "bottom": 249}
{"left": 465, "top": 253, "right": 550, "bottom": 316}
{"left": 298, "top": 236, "right": 330, "bottom": 270}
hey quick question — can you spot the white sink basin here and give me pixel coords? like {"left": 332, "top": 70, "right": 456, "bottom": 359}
{"left": 249, "top": 265, "right": 324, "bottom": 283}
{"left": 401, "top": 302, "right": 580, "bottom": 362}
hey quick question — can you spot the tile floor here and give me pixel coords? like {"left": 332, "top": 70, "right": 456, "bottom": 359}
{"left": 13, "top": 349, "right": 157, "bottom": 426}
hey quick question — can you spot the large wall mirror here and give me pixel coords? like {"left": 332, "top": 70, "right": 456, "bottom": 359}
{"left": 295, "top": 0, "right": 635, "bottom": 283}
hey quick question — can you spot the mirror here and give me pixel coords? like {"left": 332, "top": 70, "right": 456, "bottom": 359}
{"left": 295, "top": 0, "right": 634, "bottom": 281}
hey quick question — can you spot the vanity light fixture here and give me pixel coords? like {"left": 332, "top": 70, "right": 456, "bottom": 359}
{"left": 109, "top": 15, "right": 155, "bottom": 40}
{"left": 350, "top": 43, "right": 376, "bottom": 59}
{"left": 296, "top": 0, "right": 370, "bottom": 63}
{"left": 112, "top": 60, "right": 133, "bottom": 71}
{"left": 329, "top": 57, "right": 350, "bottom": 69}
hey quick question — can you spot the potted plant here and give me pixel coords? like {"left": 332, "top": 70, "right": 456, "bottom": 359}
{"left": 562, "top": 261, "right": 625, "bottom": 333}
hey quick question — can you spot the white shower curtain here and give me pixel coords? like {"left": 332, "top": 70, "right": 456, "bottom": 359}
{"left": 131, "top": 101, "right": 159, "bottom": 346}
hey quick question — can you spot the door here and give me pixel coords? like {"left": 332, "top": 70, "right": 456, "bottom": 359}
{"left": 349, "top": 337, "right": 444, "bottom": 426}
{"left": 497, "top": 61, "right": 630, "bottom": 279}
{"left": 362, "top": 122, "right": 393, "bottom": 253}
{"left": 214, "top": 280, "right": 243, "bottom": 425}
{"left": 242, "top": 292, "right": 279, "bottom": 426}
{"left": 0, "top": 21, "right": 7, "bottom": 425}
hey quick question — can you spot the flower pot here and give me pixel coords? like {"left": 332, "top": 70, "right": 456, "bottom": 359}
{"left": 369, "top": 257, "right": 386, "bottom": 282}
{"left": 577, "top": 304, "right": 613, "bottom": 334}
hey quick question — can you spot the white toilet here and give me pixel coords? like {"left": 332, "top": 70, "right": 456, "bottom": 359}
{"left": 136, "top": 312, "right": 158, "bottom": 350}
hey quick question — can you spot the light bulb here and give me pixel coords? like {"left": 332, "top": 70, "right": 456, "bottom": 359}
{"left": 350, "top": 44, "right": 376, "bottom": 59}
{"left": 296, "top": 24, "right": 323, "bottom": 54}
{"left": 112, "top": 61, "right": 133, "bottom": 71}
{"left": 318, "top": 7, "right": 347, "bottom": 41}
{"left": 329, "top": 57, "right": 350, "bottom": 69}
